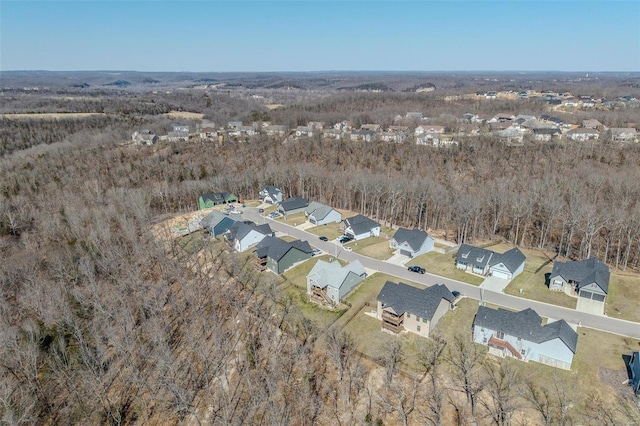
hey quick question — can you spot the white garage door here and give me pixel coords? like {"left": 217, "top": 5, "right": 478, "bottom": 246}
{"left": 491, "top": 270, "right": 511, "bottom": 280}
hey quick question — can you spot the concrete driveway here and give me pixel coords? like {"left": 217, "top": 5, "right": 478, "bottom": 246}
{"left": 387, "top": 253, "right": 410, "bottom": 266}
{"left": 479, "top": 275, "right": 510, "bottom": 293}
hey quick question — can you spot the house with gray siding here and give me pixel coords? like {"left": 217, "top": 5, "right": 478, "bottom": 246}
{"left": 278, "top": 196, "right": 309, "bottom": 217}
{"left": 307, "top": 259, "right": 367, "bottom": 306}
{"left": 389, "top": 227, "right": 434, "bottom": 258}
{"left": 225, "top": 222, "right": 272, "bottom": 253}
{"left": 199, "top": 210, "right": 237, "bottom": 237}
{"left": 473, "top": 306, "right": 578, "bottom": 370}
{"left": 255, "top": 236, "right": 312, "bottom": 274}
{"left": 548, "top": 257, "right": 609, "bottom": 313}
{"left": 455, "top": 244, "right": 525, "bottom": 280}
{"left": 259, "top": 185, "right": 283, "bottom": 204}
{"left": 376, "top": 281, "right": 455, "bottom": 338}
{"left": 341, "top": 215, "right": 381, "bottom": 241}
{"left": 305, "top": 201, "right": 342, "bottom": 225}
{"left": 629, "top": 351, "right": 640, "bottom": 396}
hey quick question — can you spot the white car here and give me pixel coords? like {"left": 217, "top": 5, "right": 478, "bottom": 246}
{"left": 344, "top": 247, "right": 352, "bottom": 252}
{"left": 230, "top": 210, "right": 242, "bottom": 214}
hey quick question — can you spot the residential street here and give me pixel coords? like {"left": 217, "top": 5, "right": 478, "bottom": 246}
{"left": 244, "top": 207, "right": 640, "bottom": 339}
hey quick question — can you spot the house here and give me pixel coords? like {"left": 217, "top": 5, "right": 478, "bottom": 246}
{"left": 199, "top": 127, "right": 218, "bottom": 140}
{"left": 255, "top": 236, "right": 312, "bottom": 274}
{"left": 259, "top": 185, "right": 283, "bottom": 204}
{"left": 132, "top": 129, "right": 158, "bottom": 145}
{"left": 322, "top": 128, "right": 342, "bottom": 140}
{"left": 278, "top": 196, "right": 309, "bottom": 217}
{"left": 389, "top": 227, "right": 434, "bottom": 258}
{"left": 532, "top": 128, "right": 562, "bottom": 142}
{"left": 562, "top": 98, "right": 582, "bottom": 107}
{"left": 405, "top": 112, "right": 424, "bottom": 120}
{"left": 548, "top": 257, "right": 610, "bottom": 303}
{"left": 455, "top": 244, "right": 526, "bottom": 280}
{"left": 295, "top": 126, "right": 315, "bottom": 138}
{"left": 380, "top": 131, "right": 406, "bottom": 143}
{"left": 566, "top": 128, "right": 600, "bottom": 141}
{"left": 360, "top": 124, "right": 382, "bottom": 132}
{"left": 199, "top": 210, "right": 237, "bottom": 237}
{"left": 263, "top": 125, "right": 288, "bottom": 136}
{"left": 228, "top": 121, "right": 243, "bottom": 129}
{"left": 610, "top": 127, "right": 638, "bottom": 143}
{"left": 198, "top": 192, "right": 239, "bottom": 209}
{"left": 415, "top": 125, "right": 445, "bottom": 135}
{"left": 167, "top": 125, "right": 189, "bottom": 141}
{"left": 305, "top": 201, "right": 342, "bottom": 225}
{"left": 582, "top": 119, "right": 605, "bottom": 130}
{"left": 377, "top": 281, "right": 455, "bottom": 337}
{"left": 629, "top": 351, "right": 640, "bottom": 396}
{"left": 473, "top": 306, "right": 578, "bottom": 370}
{"left": 539, "top": 115, "right": 566, "bottom": 127}
{"left": 308, "top": 121, "right": 325, "bottom": 130}
{"left": 495, "top": 128, "right": 525, "bottom": 146}
{"left": 307, "top": 259, "right": 367, "bottom": 306}
{"left": 333, "top": 120, "right": 353, "bottom": 131}
{"left": 350, "top": 130, "right": 377, "bottom": 142}
{"left": 341, "top": 214, "right": 381, "bottom": 240}
{"left": 225, "top": 222, "right": 272, "bottom": 253}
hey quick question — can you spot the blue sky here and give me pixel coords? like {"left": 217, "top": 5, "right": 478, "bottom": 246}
{"left": 1, "top": 1, "right": 639, "bottom": 72}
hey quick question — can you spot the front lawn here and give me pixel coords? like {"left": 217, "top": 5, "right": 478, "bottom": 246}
{"left": 606, "top": 272, "right": 640, "bottom": 322}
{"left": 306, "top": 222, "right": 343, "bottom": 240}
{"left": 278, "top": 212, "right": 307, "bottom": 227}
{"left": 410, "top": 251, "right": 485, "bottom": 285}
{"left": 345, "top": 236, "right": 392, "bottom": 260}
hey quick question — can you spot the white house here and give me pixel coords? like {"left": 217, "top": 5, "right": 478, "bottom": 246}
{"left": 389, "top": 227, "right": 434, "bottom": 258}
{"left": 307, "top": 259, "right": 367, "bottom": 306}
{"left": 259, "top": 185, "right": 283, "bottom": 204}
{"left": 341, "top": 214, "right": 381, "bottom": 240}
{"left": 225, "top": 222, "right": 272, "bottom": 253}
{"left": 473, "top": 306, "right": 578, "bottom": 370}
{"left": 455, "top": 244, "right": 526, "bottom": 280}
{"left": 304, "top": 201, "right": 342, "bottom": 226}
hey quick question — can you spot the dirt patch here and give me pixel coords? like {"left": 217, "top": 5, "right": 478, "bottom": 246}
{"left": 599, "top": 367, "right": 636, "bottom": 399}
{"left": 164, "top": 111, "right": 204, "bottom": 120}
{"left": 265, "top": 104, "right": 283, "bottom": 110}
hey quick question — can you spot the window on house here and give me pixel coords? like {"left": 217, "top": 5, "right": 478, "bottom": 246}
{"left": 517, "top": 337, "right": 521, "bottom": 342}
{"left": 521, "top": 349, "right": 526, "bottom": 356}
{"left": 417, "top": 325, "right": 421, "bottom": 332}
{"left": 406, "top": 313, "right": 410, "bottom": 318}
{"left": 423, "top": 318, "right": 428, "bottom": 323}
{"left": 483, "top": 337, "right": 487, "bottom": 344}
{"left": 496, "top": 332, "right": 505, "bottom": 339}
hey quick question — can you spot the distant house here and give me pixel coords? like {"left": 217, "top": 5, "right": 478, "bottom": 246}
{"left": 341, "top": 214, "right": 381, "bottom": 240}
{"left": 532, "top": 127, "right": 562, "bottom": 142}
{"left": 259, "top": 185, "right": 283, "bottom": 204}
{"left": 539, "top": 115, "right": 566, "bottom": 127}
{"left": 566, "top": 128, "right": 600, "bottom": 141}
{"left": 255, "top": 236, "right": 312, "bottom": 274}
{"left": 350, "top": 130, "right": 377, "bottom": 142}
{"left": 322, "top": 128, "right": 342, "bottom": 140}
{"left": 199, "top": 127, "right": 218, "bottom": 140}
{"left": 225, "top": 222, "right": 272, "bottom": 253}
{"left": 380, "top": 131, "right": 406, "bottom": 143}
{"left": 629, "top": 351, "right": 640, "bottom": 396}
{"left": 263, "top": 125, "right": 288, "bottom": 137}
{"left": 473, "top": 306, "right": 578, "bottom": 370}
{"left": 307, "top": 259, "right": 367, "bottom": 306}
{"left": 415, "top": 125, "right": 445, "bottom": 135}
{"left": 582, "top": 119, "right": 604, "bottom": 130}
{"left": 167, "top": 125, "right": 189, "bottom": 141}
{"left": 199, "top": 210, "right": 237, "bottom": 237}
{"left": 360, "top": 124, "right": 382, "bottom": 132}
{"left": 610, "top": 127, "right": 638, "bottom": 143}
{"left": 228, "top": 121, "right": 243, "bottom": 129}
{"left": 295, "top": 126, "right": 315, "bottom": 138}
{"left": 132, "top": 129, "right": 158, "bottom": 145}
{"left": 548, "top": 257, "right": 610, "bottom": 304}
{"left": 308, "top": 121, "right": 325, "bottom": 130}
{"left": 278, "top": 196, "right": 309, "bottom": 217}
{"left": 333, "top": 120, "right": 353, "bottom": 131}
{"left": 305, "top": 201, "right": 342, "bottom": 226}
{"left": 198, "top": 192, "right": 239, "bottom": 210}
{"left": 377, "top": 281, "right": 455, "bottom": 338}
{"left": 389, "top": 227, "right": 434, "bottom": 258}
{"left": 456, "top": 244, "right": 526, "bottom": 280}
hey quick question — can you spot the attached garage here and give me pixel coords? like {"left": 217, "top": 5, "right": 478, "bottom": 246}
{"left": 400, "top": 249, "right": 413, "bottom": 258}
{"left": 491, "top": 270, "right": 511, "bottom": 280}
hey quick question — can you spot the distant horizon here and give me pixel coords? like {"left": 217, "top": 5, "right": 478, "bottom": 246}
{"left": 2, "top": 1, "right": 639, "bottom": 72}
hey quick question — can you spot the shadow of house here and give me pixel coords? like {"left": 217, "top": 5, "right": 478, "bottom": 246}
{"left": 544, "top": 272, "right": 551, "bottom": 289}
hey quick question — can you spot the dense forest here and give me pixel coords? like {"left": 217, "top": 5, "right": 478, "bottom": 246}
{"left": 1, "top": 80, "right": 640, "bottom": 424}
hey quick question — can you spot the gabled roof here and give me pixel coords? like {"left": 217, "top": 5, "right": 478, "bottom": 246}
{"left": 377, "top": 281, "right": 454, "bottom": 320}
{"left": 489, "top": 247, "right": 526, "bottom": 273}
{"left": 200, "top": 210, "right": 236, "bottom": 229}
{"left": 473, "top": 306, "right": 578, "bottom": 354}
{"left": 227, "top": 222, "right": 272, "bottom": 241}
{"left": 280, "top": 196, "right": 309, "bottom": 212}
{"left": 307, "top": 259, "right": 366, "bottom": 290}
{"left": 305, "top": 201, "right": 336, "bottom": 221}
{"left": 200, "top": 191, "right": 235, "bottom": 204}
{"left": 343, "top": 214, "right": 380, "bottom": 235}
{"left": 255, "top": 236, "right": 312, "bottom": 261}
{"left": 391, "top": 227, "right": 432, "bottom": 252}
{"left": 456, "top": 244, "right": 494, "bottom": 268}
{"left": 260, "top": 185, "right": 282, "bottom": 200}
{"left": 550, "top": 257, "right": 610, "bottom": 294}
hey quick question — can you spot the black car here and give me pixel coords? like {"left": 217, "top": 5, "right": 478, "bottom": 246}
{"left": 258, "top": 208, "right": 265, "bottom": 213}
{"left": 451, "top": 290, "right": 461, "bottom": 298}
{"left": 319, "top": 236, "right": 329, "bottom": 241}
{"left": 407, "top": 265, "right": 425, "bottom": 274}
{"left": 338, "top": 235, "right": 353, "bottom": 244}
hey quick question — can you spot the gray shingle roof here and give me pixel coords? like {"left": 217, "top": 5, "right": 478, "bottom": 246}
{"left": 377, "top": 281, "right": 454, "bottom": 320}
{"left": 227, "top": 222, "right": 271, "bottom": 241}
{"left": 456, "top": 244, "right": 495, "bottom": 268}
{"left": 255, "top": 236, "right": 312, "bottom": 261}
{"left": 260, "top": 185, "right": 282, "bottom": 200}
{"left": 305, "top": 201, "right": 335, "bottom": 221}
{"left": 550, "top": 257, "right": 610, "bottom": 294}
{"left": 391, "top": 227, "right": 432, "bottom": 252}
{"left": 201, "top": 191, "right": 235, "bottom": 204}
{"left": 200, "top": 210, "right": 235, "bottom": 229}
{"left": 344, "top": 214, "right": 380, "bottom": 235}
{"left": 473, "top": 306, "right": 578, "bottom": 354}
{"left": 489, "top": 247, "right": 526, "bottom": 273}
{"left": 307, "top": 259, "right": 366, "bottom": 290}
{"left": 280, "top": 196, "right": 309, "bottom": 212}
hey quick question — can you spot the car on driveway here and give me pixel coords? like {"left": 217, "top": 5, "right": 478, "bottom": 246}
{"left": 344, "top": 247, "right": 352, "bottom": 252}
{"left": 451, "top": 290, "right": 461, "bottom": 299}
{"left": 311, "top": 248, "right": 322, "bottom": 256}
{"left": 258, "top": 208, "right": 265, "bottom": 213}
{"left": 338, "top": 235, "right": 353, "bottom": 244}
{"left": 407, "top": 265, "right": 425, "bottom": 274}
{"left": 319, "top": 236, "right": 329, "bottom": 241}
{"left": 268, "top": 212, "right": 281, "bottom": 219}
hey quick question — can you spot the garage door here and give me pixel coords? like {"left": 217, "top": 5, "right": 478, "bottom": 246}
{"left": 491, "top": 270, "right": 511, "bottom": 280}
{"left": 400, "top": 249, "right": 413, "bottom": 257}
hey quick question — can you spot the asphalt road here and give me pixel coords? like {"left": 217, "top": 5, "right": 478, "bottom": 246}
{"left": 244, "top": 208, "right": 640, "bottom": 339}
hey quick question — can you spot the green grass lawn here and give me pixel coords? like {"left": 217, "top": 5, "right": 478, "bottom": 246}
{"left": 606, "top": 273, "right": 640, "bottom": 322}
{"left": 410, "top": 251, "right": 485, "bottom": 285}
{"left": 279, "top": 212, "right": 307, "bottom": 227}
{"left": 306, "top": 222, "right": 343, "bottom": 240}
{"left": 345, "top": 236, "right": 392, "bottom": 260}
{"left": 262, "top": 204, "right": 278, "bottom": 214}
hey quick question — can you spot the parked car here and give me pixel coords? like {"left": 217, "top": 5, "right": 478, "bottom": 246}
{"left": 407, "top": 265, "right": 425, "bottom": 274}
{"left": 338, "top": 235, "right": 353, "bottom": 244}
{"left": 344, "top": 247, "right": 353, "bottom": 252}
{"left": 230, "top": 210, "right": 242, "bottom": 214}
{"left": 319, "top": 236, "right": 329, "bottom": 241}
{"left": 311, "top": 248, "right": 321, "bottom": 256}
{"left": 258, "top": 208, "right": 265, "bottom": 213}
{"left": 451, "top": 290, "right": 461, "bottom": 298}
{"left": 268, "top": 212, "right": 281, "bottom": 219}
